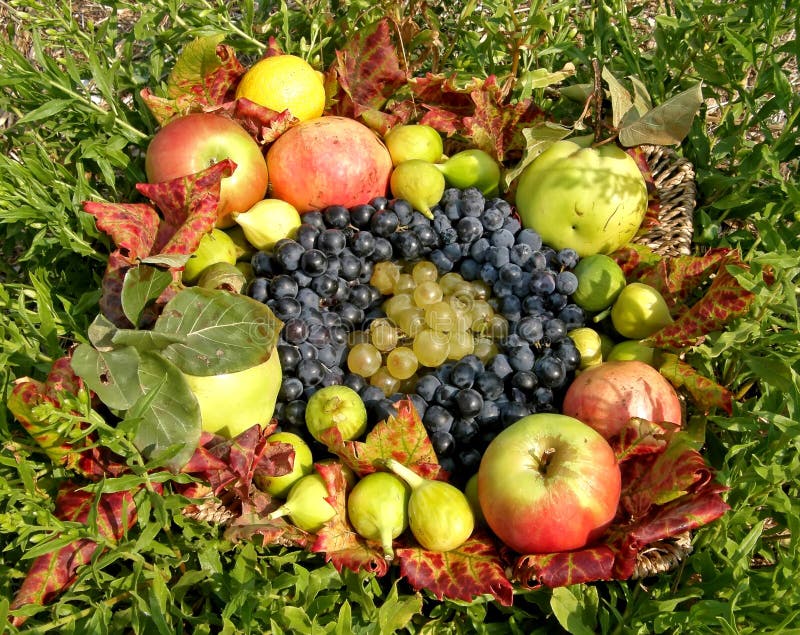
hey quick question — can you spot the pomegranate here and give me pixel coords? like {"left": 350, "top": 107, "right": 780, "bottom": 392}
{"left": 561, "top": 360, "right": 682, "bottom": 440}
{"left": 266, "top": 116, "right": 392, "bottom": 212}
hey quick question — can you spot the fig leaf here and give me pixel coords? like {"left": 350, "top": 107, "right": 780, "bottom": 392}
{"left": 395, "top": 529, "right": 514, "bottom": 607}
{"left": 154, "top": 287, "right": 282, "bottom": 376}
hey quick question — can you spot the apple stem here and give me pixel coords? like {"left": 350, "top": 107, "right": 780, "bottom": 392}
{"left": 383, "top": 458, "right": 424, "bottom": 490}
{"left": 532, "top": 448, "right": 557, "bottom": 475}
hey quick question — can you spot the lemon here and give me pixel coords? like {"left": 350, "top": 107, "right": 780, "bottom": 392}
{"left": 571, "top": 254, "right": 627, "bottom": 313}
{"left": 232, "top": 198, "right": 302, "bottom": 252}
{"left": 235, "top": 54, "right": 325, "bottom": 122}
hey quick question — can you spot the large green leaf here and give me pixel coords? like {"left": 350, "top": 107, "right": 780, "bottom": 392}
{"left": 618, "top": 83, "right": 704, "bottom": 147}
{"left": 154, "top": 287, "right": 283, "bottom": 376}
{"left": 121, "top": 265, "right": 173, "bottom": 328}
{"left": 129, "top": 352, "right": 201, "bottom": 471}
{"left": 70, "top": 343, "right": 142, "bottom": 411}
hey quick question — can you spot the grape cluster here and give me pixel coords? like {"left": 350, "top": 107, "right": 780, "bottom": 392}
{"left": 246, "top": 188, "right": 587, "bottom": 476}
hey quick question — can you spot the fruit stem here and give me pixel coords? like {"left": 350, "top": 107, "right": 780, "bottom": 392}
{"left": 381, "top": 526, "right": 395, "bottom": 562}
{"left": 383, "top": 458, "right": 424, "bottom": 490}
{"left": 531, "top": 447, "right": 557, "bottom": 475}
{"left": 267, "top": 504, "right": 290, "bottom": 521}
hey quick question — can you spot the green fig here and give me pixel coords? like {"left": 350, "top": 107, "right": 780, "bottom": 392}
{"left": 383, "top": 458, "right": 474, "bottom": 552}
{"left": 389, "top": 159, "right": 446, "bottom": 219}
{"left": 611, "top": 282, "right": 674, "bottom": 339}
{"left": 435, "top": 148, "right": 501, "bottom": 195}
{"left": 384, "top": 124, "right": 444, "bottom": 165}
{"left": 347, "top": 472, "right": 410, "bottom": 560}
{"left": 607, "top": 340, "right": 657, "bottom": 366}
{"left": 182, "top": 229, "right": 238, "bottom": 284}
{"left": 267, "top": 472, "right": 336, "bottom": 533}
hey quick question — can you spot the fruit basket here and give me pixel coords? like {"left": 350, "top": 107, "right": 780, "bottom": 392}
{"left": 9, "top": 26, "right": 753, "bottom": 621}
{"left": 634, "top": 145, "right": 697, "bottom": 258}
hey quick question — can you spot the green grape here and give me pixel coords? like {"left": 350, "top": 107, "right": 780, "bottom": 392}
{"left": 424, "top": 301, "right": 456, "bottom": 332}
{"left": 447, "top": 329, "right": 474, "bottom": 360}
{"left": 471, "top": 280, "right": 492, "bottom": 300}
{"left": 488, "top": 314, "right": 509, "bottom": 340}
{"left": 347, "top": 342, "right": 383, "bottom": 377}
{"left": 393, "top": 273, "right": 416, "bottom": 295}
{"left": 386, "top": 346, "right": 419, "bottom": 380}
{"left": 413, "top": 280, "right": 443, "bottom": 306}
{"left": 383, "top": 293, "right": 414, "bottom": 320}
{"left": 370, "top": 365, "right": 402, "bottom": 396}
{"left": 396, "top": 307, "right": 426, "bottom": 337}
{"left": 439, "top": 272, "right": 465, "bottom": 296}
{"left": 348, "top": 329, "right": 370, "bottom": 347}
{"left": 413, "top": 328, "right": 450, "bottom": 367}
{"left": 370, "top": 318, "right": 399, "bottom": 352}
{"left": 469, "top": 300, "right": 495, "bottom": 333}
{"left": 412, "top": 260, "right": 438, "bottom": 284}
{"left": 473, "top": 337, "right": 498, "bottom": 363}
{"left": 371, "top": 261, "right": 401, "bottom": 295}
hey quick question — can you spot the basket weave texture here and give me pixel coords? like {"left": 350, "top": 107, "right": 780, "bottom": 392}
{"left": 635, "top": 145, "right": 697, "bottom": 257}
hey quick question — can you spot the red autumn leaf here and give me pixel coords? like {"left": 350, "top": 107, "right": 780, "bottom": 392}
{"left": 311, "top": 462, "right": 391, "bottom": 577}
{"left": 227, "top": 97, "right": 298, "bottom": 144}
{"left": 513, "top": 544, "right": 616, "bottom": 590}
{"left": 658, "top": 353, "right": 734, "bottom": 415}
{"left": 9, "top": 483, "right": 138, "bottom": 627}
{"left": 140, "top": 40, "right": 246, "bottom": 125}
{"left": 8, "top": 357, "right": 128, "bottom": 477}
{"left": 619, "top": 432, "right": 717, "bottom": 519}
{"left": 611, "top": 418, "right": 676, "bottom": 463}
{"left": 83, "top": 159, "right": 232, "bottom": 326}
{"left": 320, "top": 398, "right": 442, "bottom": 479}
{"left": 326, "top": 19, "right": 407, "bottom": 134}
{"left": 395, "top": 529, "right": 514, "bottom": 606}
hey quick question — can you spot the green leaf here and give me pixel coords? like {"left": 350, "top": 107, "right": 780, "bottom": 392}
{"left": 70, "top": 343, "right": 142, "bottom": 411}
{"left": 87, "top": 313, "right": 120, "bottom": 350}
{"left": 618, "top": 82, "right": 704, "bottom": 146}
{"left": 602, "top": 66, "right": 633, "bottom": 129}
{"left": 141, "top": 253, "right": 191, "bottom": 268}
{"left": 111, "top": 329, "right": 188, "bottom": 353}
{"left": 550, "top": 585, "right": 599, "bottom": 635}
{"left": 503, "top": 122, "right": 572, "bottom": 188}
{"left": 129, "top": 352, "right": 201, "bottom": 471}
{"left": 155, "top": 287, "right": 283, "bottom": 376}
{"left": 520, "top": 63, "right": 576, "bottom": 90}
{"left": 121, "top": 265, "right": 173, "bottom": 328}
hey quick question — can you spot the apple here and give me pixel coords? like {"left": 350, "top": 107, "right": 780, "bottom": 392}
{"left": 478, "top": 413, "right": 621, "bottom": 554}
{"left": 561, "top": 360, "right": 682, "bottom": 440}
{"left": 181, "top": 346, "right": 282, "bottom": 438}
{"left": 144, "top": 112, "right": 269, "bottom": 228}
{"left": 514, "top": 139, "right": 648, "bottom": 257}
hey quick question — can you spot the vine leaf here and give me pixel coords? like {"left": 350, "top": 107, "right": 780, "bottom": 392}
{"left": 311, "top": 462, "right": 391, "bottom": 576}
{"left": 320, "top": 399, "right": 442, "bottom": 479}
{"left": 514, "top": 545, "right": 616, "bottom": 590}
{"left": 395, "top": 529, "right": 514, "bottom": 607}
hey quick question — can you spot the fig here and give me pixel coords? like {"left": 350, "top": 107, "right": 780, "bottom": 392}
{"left": 182, "top": 229, "right": 238, "bottom": 284}
{"left": 305, "top": 385, "right": 367, "bottom": 443}
{"left": 610, "top": 282, "right": 674, "bottom": 339}
{"left": 256, "top": 431, "right": 314, "bottom": 497}
{"left": 384, "top": 124, "right": 444, "bottom": 165}
{"left": 196, "top": 262, "right": 248, "bottom": 293}
{"left": 267, "top": 472, "right": 336, "bottom": 533}
{"left": 435, "top": 148, "right": 501, "bottom": 195}
{"left": 569, "top": 326, "right": 603, "bottom": 369}
{"left": 607, "top": 339, "right": 656, "bottom": 366}
{"left": 383, "top": 458, "right": 474, "bottom": 552}
{"left": 346, "top": 472, "right": 410, "bottom": 560}
{"left": 389, "top": 159, "right": 446, "bottom": 219}
{"left": 571, "top": 253, "right": 627, "bottom": 313}
{"left": 232, "top": 198, "right": 302, "bottom": 252}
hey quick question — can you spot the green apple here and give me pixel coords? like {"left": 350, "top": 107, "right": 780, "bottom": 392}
{"left": 257, "top": 431, "right": 314, "bottom": 497}
{"left": 514, "top": 139, "right": 648, "bottom": 257}
{"left": 181, "top": 346, "right": 282, "bottom": 439}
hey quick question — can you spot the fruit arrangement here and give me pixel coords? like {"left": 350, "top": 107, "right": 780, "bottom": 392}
{"left": 8, "top": 22, "right": 763, "bottom": 620}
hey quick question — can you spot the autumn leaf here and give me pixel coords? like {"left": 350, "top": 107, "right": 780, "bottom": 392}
{"left": 659, "top": 353, "right": 734, "bottom": 415}
{"left": 395, "top": 529, "right": 514, "bottom": 606}
{"left": 514, "top": 544, "right": 616, "bottom": 590}
{"left": 9, "top": 484, "right": 139, "bottom": 627}
{"left": 311, "top": 462, "right": 391, "bottom": 577}
{"left": 611, "top": 418, "right": 676, "bottom": 463}
{"left": 326, "top": 19, "right": 408, "bottom": 134}
{"left": 320, "top": 398, "right": 442, "bottom": 479}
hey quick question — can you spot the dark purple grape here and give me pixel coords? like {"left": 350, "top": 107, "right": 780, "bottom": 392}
{"left": 370, "top": 209, "right": 400, "bottom": 237}
{"left": 455, "top": 388, "right": 484, "bottom": 418}
{"left": 316, "top": 228, "right": 347, "bottom": 255}
{"left": 349, "top": 203, "right": 376, "bottom": 228}
{"left": 299, "top": 249, "right": 328, "bottom": 277}
{"left": 248, "top": 277, "right": 269, "bottom": 302}
{"left": 279, "top": 377, "right": 304, "bottom": 402}
{"left": 323, "top": 205, "right": 350, "bottom": 229}
{"left": 277, "top": 345, "right": 301, "bottom": 372}
{"left": 423, "top": 405, "right": 454, "bottom": 433}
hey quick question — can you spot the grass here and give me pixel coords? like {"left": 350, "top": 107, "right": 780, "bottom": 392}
{"left": 1, "top": 0, "right": 799, "bottom": 632}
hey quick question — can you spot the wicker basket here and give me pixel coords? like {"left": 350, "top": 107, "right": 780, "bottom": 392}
{"left": 635, "top": 145, "right": 697, "bottom": 257}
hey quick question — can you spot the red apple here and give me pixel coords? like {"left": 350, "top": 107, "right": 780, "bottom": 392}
{"left": 478, "top": 414, "right": 621, "bottom": 554}
{"left": 266, "top": 116, "right": 392, "bottom": 212}
{"left": 144, "top": 112, "right": 269, "bottom": 228}
{"left": 562, "top": 360, "right": 682, "bottom": 440}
